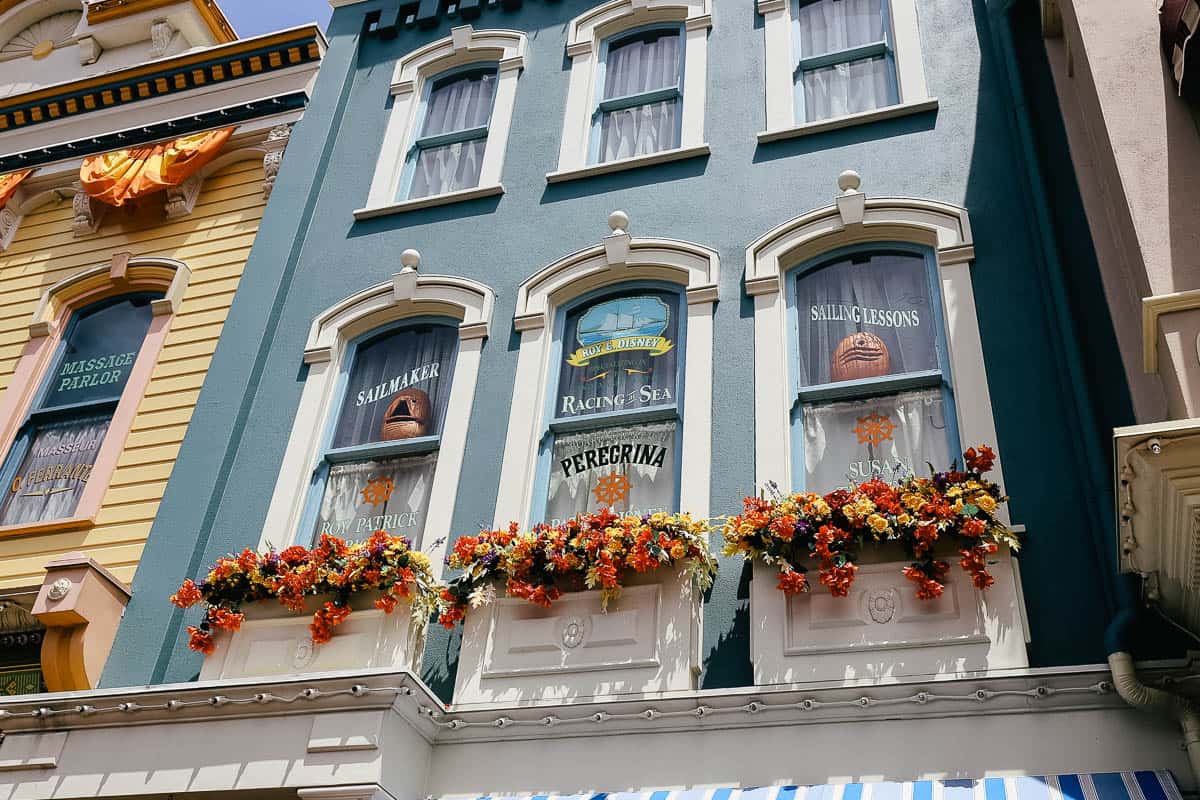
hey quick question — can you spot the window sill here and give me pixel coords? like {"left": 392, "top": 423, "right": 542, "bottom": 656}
{"left": 352, "top": 183, "right": 505, "bottom": 220}
{"left": 756, "top": 98, "right": 939, "bottom": 144}
{"left": 0, "top": 516, "right": 94, "bottom": 539}
{"left": 545, "top": 144, "right": 711, "bottom": 184}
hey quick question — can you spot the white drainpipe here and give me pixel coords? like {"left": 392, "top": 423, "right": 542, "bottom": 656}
{"left": 1109, "top": 651, "right": 1200, "bottom": 779}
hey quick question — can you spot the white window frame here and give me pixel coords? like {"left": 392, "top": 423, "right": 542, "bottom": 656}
{"left": 756, "top": 0, "right": 936, "bottom": 142}
{"left": 355, "top": 25, "right": 527, "bottom": 220}
{"left": 745, "top": 175, "right": 1007, "bottom": 507}
{"left": 549, "top": 0, "right": 712, "bottom": 183}
{"left": 494, "top": 214, "right": 719, "bottom": 528}
{"left": 258, "top": 261, "right": 495, "bottom": 576}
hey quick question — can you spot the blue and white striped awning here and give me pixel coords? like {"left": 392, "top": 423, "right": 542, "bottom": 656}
{"left": 470, "top": 773, "right": 1182, "bottom": 800}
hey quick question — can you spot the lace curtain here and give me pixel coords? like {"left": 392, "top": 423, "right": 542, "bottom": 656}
{"left": 410, "top": 72, "right": 495, "bottom": 199}
{"left": 796, "top": 0, "right": 893, "bottom": 121}
{"left": 597, "top": 32, "right": 681, "bottom": 162}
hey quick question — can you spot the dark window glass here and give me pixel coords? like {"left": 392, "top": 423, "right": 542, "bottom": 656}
{"left": 41, "top": 295, "right": 154, "bottom": 409}
{"left": 794, "top": 251, "right": 936, "bottom": 387}
{"left": 331, "top": 325, "right": 458, "bottom": 449}
{"left": 555, "top": 291, "right": 680, "bottom": 419}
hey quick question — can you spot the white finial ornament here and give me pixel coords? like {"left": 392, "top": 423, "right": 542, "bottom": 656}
{"left": 835, "top": 170, "right": 866, "bottom": 226}
{"left": 838, "top": 170, "right": 861, "bottom": 193}
{"left": 400, "top": 249, "right": 421, "bottom": 270}
{"left": 608, "top": 210, "right": 630, "bottom": 234}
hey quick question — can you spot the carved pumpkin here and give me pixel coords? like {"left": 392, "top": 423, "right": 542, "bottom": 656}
{"left": 380, "top": 388, "right": 432, "bottom": 440}
{"left": 830, "top": 332, "right": 891, "bottom": 382}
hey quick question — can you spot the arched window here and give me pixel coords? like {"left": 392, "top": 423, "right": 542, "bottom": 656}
{"left": 0, "top": 293, "right": 159, "bottom": 527}
{"left": 788, "top": 246, "right": 957, "bottom": 490}
{"left": 756, "top": 0, "right": 934, "bottom": 140}
{"left": 495, "top": 213, "right": 718, "bottom": 528}
{"left": 592, "top": 25, "right": 684, "bottom": 164}
{"left": 357, "top": 27, "right": 527, "bottom": 218}
{"left": 536, "top": 286, "right": 685, "bottom": 524}
{"left": 550, "top": 0, "right": 711, "bottom": 180}
{"left": 403, "top": 66, "right": 498, "bottom": 200}
{"left": 258, "top": 260, "right": 494, "bottom": 570}
{"left": 305, "top": 321, "right": 459, "bottom": 542}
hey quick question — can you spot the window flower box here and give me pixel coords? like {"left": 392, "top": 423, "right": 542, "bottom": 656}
{"left": 452, "top": 567, "right": 702, "bottom": 707}
{"left": 726, "top": 446, "right": 1029, "bottom": 685}
{"left": 171, "top": 531, "right": 441, "bottom": 680}
{"left": 439, "top": 510, "right": 716, "bottom": 707}
{"left": 199, "top": 590, "right": 427, "bottom": 680}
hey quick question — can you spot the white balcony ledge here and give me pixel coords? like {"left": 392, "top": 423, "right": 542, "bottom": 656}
{"left": 546, "top": 144, "right": 711, "bottom": 184}
{"left": 757, "top": 98, "right": 939, "bottom": 144}
{"left": 353, "top": 184, "right": 504, "bottom": 220}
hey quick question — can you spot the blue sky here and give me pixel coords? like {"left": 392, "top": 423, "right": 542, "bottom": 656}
{"left": 222, "top": 1, "right": 332, "bottom": 38}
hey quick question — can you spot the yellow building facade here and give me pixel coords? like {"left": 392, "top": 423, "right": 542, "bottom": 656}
{"left": 0, "top": 0, "right": 322, "bottom": 694}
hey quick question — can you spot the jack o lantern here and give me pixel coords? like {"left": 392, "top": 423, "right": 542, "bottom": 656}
{"left": 830, "top": 332, "right": 891, "bottom": 382}
{"left": 381, "top": 388, "right": 432, "bottom": 440}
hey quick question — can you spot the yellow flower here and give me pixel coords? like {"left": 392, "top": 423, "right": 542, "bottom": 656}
{"left": 953, "top": 498, "right": 965, "bottom": 513}
{"left": 902, "top": 492, "right": 924, "bottom": 511}
{"left": 474, "top": 543, "right": 492, "bottom": 557}
{"left": 408, "top": 551, "right": 430, "bottom": 569}
{"left": 670, "top": 543, "right": 687, "bottom": 559}
{"left": 897, "top": 512, "right": 912, "bottom": 526}
{"left": 976, "top": 494, "right": 998, "bottom": 513}
{"left": 867, "top": 513, "right": 890, "bottom": 534}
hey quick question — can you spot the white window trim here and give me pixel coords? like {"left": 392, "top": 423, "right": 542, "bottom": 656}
{"left": 745, "top": 174, "right": 1008, "bottom": 509}
{"left": 258, "top": 259, "right": 495, "bottom": 577}
{"left": 553, "top": 0, "right": 712, "bottom": 177}
{"left": 495, "top": 213, "right": 719, "bottom": 528}
{"left": 756, "top": 0, "right": 934, "bottom": 141}
{"left": 356, "top": 25, "right": 527, "bottom": 219}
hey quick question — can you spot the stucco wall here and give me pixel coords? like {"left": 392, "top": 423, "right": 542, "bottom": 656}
{"left": 103, "top": 0, "right": 1131, "bottom": 690}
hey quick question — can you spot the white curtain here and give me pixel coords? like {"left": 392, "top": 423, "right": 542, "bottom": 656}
{"left": 315, "top": 453, "right": 437, "bottom": 542}
{"left": 409, "top": 72, "right": 495, "bottom": 199}
{"left": 796, "top": 0, "right": 892, "bottom": 121}
{"left": 801, "top": 388, "right": 949, "bottom": 492}
{"left": 598, "top": 33, "right": 681, "bottom": 161}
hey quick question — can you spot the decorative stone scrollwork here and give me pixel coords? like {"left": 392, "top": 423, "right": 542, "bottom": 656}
{"left": 149, "top": 19, "right": 176, "bottom": 57}
{"left": 164, "top": 174, "right": 203, "bottom": 219}
{"left": 262, "top": 123, "right": 292, "bottom": 200}
{"left": 560, "top": 616, "right": 587, "bottom": 649}
{"left": 866, "top": 588, "right": 897, "bottom": 624}
{"left": 71, "top": 189, "right": 105, "bottom": 236}
{"left": 0, "top": 206, "right": 23, "bottom": 252}
{"left": 293, "top": 638, "right": 316, "bottom": 669}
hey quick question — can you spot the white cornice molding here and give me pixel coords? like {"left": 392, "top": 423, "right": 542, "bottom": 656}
{"left": 304, "top": 272, "right": 496, "bottom": 363}
{"left": 1142, "top": 289, "right": 1200, "bottom": 373}
{"left": 389, "top": 26, "right": 528, "bottom": 94}
{"left": 514, "top": 236, "right": 720, "bottom": 332}
{"left": 567, "top": 0, "right": 712, "bottom": 48}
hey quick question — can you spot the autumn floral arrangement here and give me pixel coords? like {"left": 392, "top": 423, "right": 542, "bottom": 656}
{"left": 437, "top": 509, "right": 718, "bottom": 628}
{"left": 170, "top": 531, "right": 443, "bottom": 654}
{"left": 722, "top": 446, "right": 1020, "bottom": 601}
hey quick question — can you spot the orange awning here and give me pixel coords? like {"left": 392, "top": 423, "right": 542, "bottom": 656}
{"left": 80, "top": 128, "right": 233, "bottom": 208}
{"left": 0, "top": 170, "right": 32, "bottom": 210}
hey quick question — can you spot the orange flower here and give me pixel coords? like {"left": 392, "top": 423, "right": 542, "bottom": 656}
{"left": 170, "top": 579, "right": 203, "bottom": 608}
{"left": 375, "top": 593, "right": 398, "bottom": 613}
{"left": 186, "top": 626, "right": 215, "bottom": 654}
{"left": 776, "top": 569, "right": 809, "bottom": 595}
{"left": 207, "top": 608, "right": 244, "bottom": 632}
{"left": 818, "top": 561, "right": 858, "bottom": 597}
{"left": 963, "top": 445, "right": 996, "bottom": 473}
{"left": 310, "top": 601, "right": 352, "bottom": 644}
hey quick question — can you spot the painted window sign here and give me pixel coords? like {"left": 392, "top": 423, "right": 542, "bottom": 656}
{"left": 546, "top": 420, "right": 677, "bottom": 525}
{"left": 331, "top": 325, "right": 457, "bottom": 448}
{"left": 556, "top": 292, "right": 679, "bottom": 418}
{"left": 0, "top": 294, "right": 155, "bottom": 528}
{"left": 0, "top": 417, "right": 110, "bottom": 526}
{"left": 315, "top": 324, "right": 458, "bottom": 543}
{"left": 794, "top": 251, "right": 935, "bottom": 387}
{"left": 316, "top": 453, "right": 437, "bottom": 538}
{"left": 801, "top": 388, "right": 950, "bottom": 490}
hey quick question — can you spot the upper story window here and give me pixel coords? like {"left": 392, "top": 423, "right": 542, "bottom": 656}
{"left": 593, "top": 27, "right": 683, "bottom": 163}
{"left": 357, "top": 26, "right": 527, "bottom": 218}
{"left": 756, "top": 0, "right": 933, "bottom": 138}
{"left": 405, "top": 67, "right": 497, "bottom": 200}
{"left": 311, "top": 323, "right": 458, "bottom": 542}
{"left": 541, "top": 288, "right": 684, "bottom": 523}
{"left": 789, "top": 248, "right": 955, "bottom": 490}
{"left": 0, "top": 294, "right": 157, "bottom": 527}
{"left": 551, "top": 0, "right": 711, "bottom": 180}
{"left": 793, "top": 0, "right": 897, "bottom": 122}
